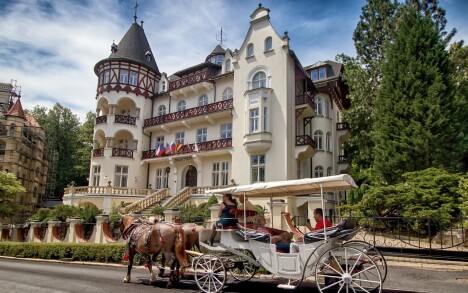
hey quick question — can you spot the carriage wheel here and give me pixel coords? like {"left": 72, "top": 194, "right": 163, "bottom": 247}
{"left": 194, "top": 254, "right": 227, "bottom": 293}
{"left": 227, "top": 249, "right": 258, "bottom": 282}
{"left": 343, "top": 240, "right": 387, "bottom": 282}
{"left": 315, "top": 246, "right": 382, "bottom": 293}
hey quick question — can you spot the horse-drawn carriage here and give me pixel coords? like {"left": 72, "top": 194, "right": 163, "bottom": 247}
{"left": 120, "top": 174, "right": 387, "bottom": 293}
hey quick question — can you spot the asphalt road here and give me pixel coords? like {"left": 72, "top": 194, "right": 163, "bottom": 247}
{"left": 0, "top": 258, "right": 466, "bottom": 293}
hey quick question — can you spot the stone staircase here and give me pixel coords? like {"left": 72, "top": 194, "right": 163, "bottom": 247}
{"left": 124, "top": 188, "right": 170, "bottom": 215}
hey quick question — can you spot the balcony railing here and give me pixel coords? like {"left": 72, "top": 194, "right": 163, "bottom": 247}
{"left": 295, "top": 93, "right": 315, "bottom": 109}
{"left": 169, "top": 69, "right": 212, "bottom": 91}
{"left": 296, "top": 135, "right": 316, "bottom": 148}
{"left": 144, "top": 99, "right": 233, "bottom": 128}
{"left": 141, "top": 138, "right": 232, "bottom": 159}
{"left": 95, "top": 115, "right": 107, "bottom": 124}
{"left": 112, "top": 148, "right": 134, "bottom": 158}
{"left": 338, "top": 155, "right": 348, "bottom": 163}
{"left": 115, "top": 115, "right": 137, "bottom": 125}
{"left": 93, "top": 148, "right": 104, "bottom": 157}
{"left": 337, "top": 122, "right": 351, "bottom": 131}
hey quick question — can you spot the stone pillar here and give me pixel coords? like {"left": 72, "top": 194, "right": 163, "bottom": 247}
{"left": 28, "top": 222, "right": 40, "bottom": 242}
{"left": 268, "top": 201, "right": 288, "bottom": 230}
{"left": 94, "top": 215, "right": 108, "bottom": 244}
{"left": 163, "top": 210, "right": 180, "bottom": 223}
{"left": 10, "top": 224, "right": 21, "bottom": 242}
{"left": 66, "top": 218, "right": 82, "bottom": 243}
{"left": 46, "top": 220, "right": 61, "bottom": 243}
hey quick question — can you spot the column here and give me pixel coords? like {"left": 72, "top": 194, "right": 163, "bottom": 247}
{"left": 28, "top": 222, "right": 41, "bottom": 242}
{"left": 163, "top": 210, "right": 180, "bottom": 223}
{"left": 46, "top": 220, "right": 61, "bottom": 243}
{"left": 94, "top": 215, "right": 109, "bottom": 244}
{"left": 66, "top": 218, "right": 82, "bottom": 243}
{"left": 268, "top": 201, "right": 288, "bottom": 230}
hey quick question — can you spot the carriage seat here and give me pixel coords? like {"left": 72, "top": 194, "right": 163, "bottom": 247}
{"left": 303, "top": 221, "right": 357, "bottom": 243}
{"left": 235, "top": 228, "right": 271, "bottom": 243}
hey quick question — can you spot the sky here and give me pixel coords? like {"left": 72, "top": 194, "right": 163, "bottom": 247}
{"left": 0, "top": 0, "right": 467, "bottom": 122}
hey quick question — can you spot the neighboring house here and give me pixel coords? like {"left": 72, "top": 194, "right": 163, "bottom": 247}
{"left": 63, "top": 4, "right": 350, "bottom": 223}
{"left": 0, "top": 82, "right": 50, "bottom": 223}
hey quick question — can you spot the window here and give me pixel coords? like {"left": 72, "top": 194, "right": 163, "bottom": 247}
{"left": 325, "top": 100, "right": 330, "bottom": 118}
{"left": 216, "top": 55, "right": 223, "bottom": 65}
{"left": 212, "top": 162, "right": 229, "bottom": 186}
{"left": 156, "top": 168, "right": 169, "bottom": 188}
{"left": 326, "top": 132, "right": 331, "bottom": 151}
{"left": 114, "top": 165, "right": 128, "bottom": 187}
{"left": 197, "top": 128, "right": 207, "bottom": 143}
{"left": 118, "top": 139, "right": 128, "bottom": 149}
{"left": 158, "top": 105, "right": 166, "bottom": 116}
{"left": 0, "top": 140, "right": 5, "bottom": 160}
{"left": 221, "top": 162, "right": 229, "bottom": 185}
{"left": 249, "top": 108, "right": 259, "bottom": 133}
{"left": 92, "top": 165, "right": 101, "bottom": 186}
{"left": 177, "top": 100, "right": 186, "bottom": 111}
{"left": 264, "top": 37, "right": 272, "bottom": 51}
{"left": 314, "top": 166, "right": 324, "bottom": 178}
{"left": 252, "top": 72, "right": 266, "bottom": 89}
{"left": 251, "top": 154, "right": 265, "bottom": 183}
{"left": 311, "top": 70, "right": 318, "bottom": 81}
{"left": 319, "top": 67, "right": 326, "bottom": 79}
{"left": 212, "top": 163, "right": 220, "bottom": 186}
{"left": 129, "top": 71, "right": 138, "bottom": 86}
{"left": 315, "top": 96, "right": 323, "bottom": 115}
{"left": 119, "top": 70, "right": 129, "bottom": 84}
{"left": 156, "top": 136, "right": 165, "bottom": 148}
{"left": 222, "top": 88, "right": 233, "bottom": 100}
{"left": 175, "top": 132, "right": 185, "bottom": 145}
{"left": 314, "top": 130, "right": 323, "bottom": 150}
{"left": 327, "top": 167, "right": 333, "bottom": 177}
{"left": 198, "top": 95, "right": 208, "bottom": 106}
{"left": 247, "top": 43, "right": 254, "bottom": 57}
{"left": 161, "top": 81, "right": 166, "bottom": 92}
{"left": 220, "top": 123, "right": 232, "bottom": 139}
{"left": 103, "top": 70, "right": 110, "bottom": 84}
{"left": 225, "top": 59, "right": 231, "bottom": 73}
{"left": 9, "top": 124, "right": 15, "bottom": 136}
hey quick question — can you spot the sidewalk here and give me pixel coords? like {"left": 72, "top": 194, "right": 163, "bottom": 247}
{"left": 385, "top": 256, "right": 467, "bottom": 271}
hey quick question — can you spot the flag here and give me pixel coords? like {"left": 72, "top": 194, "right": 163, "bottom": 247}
{"left": 157, "top": 145, "right": 165, "bottom": 157}
{"left": 176, "top": 141, "right": 183, "bottom": 153}
{"left": 155, "top": 145, "right": 160, "bottom": 157}
{"left": 171, "top": 141, "right": 177, "bottom": 153}
{"left": 165, "top": 143, "right": 172, "bottom": 155}
{"left": 194, "top": 141, "right": 199, "bottom": 152}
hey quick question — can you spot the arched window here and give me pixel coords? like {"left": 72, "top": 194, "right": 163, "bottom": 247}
{"left": 327, "top": 167, "right": 333, "bottom": 176}
{"left": 247, "top": 43, "right": 254, "bottom": 57}
{"left": 315, "top": 96, "right": 323, "bottom": 116}
{"left": 252, "top": 72, "right": 266, "bottom": 89}
{"left": 9, "top": 124, "right": 15, "bottom": 136}
{"left": 326, "top": 132, "right": 331, "bottom": 151}
{"left": 314, "top": 166, "right": 324, "bottom": 178}
{"left": 225, "top": 59, "right": 231, "bottom": 73}
{"left": 264, "top": 37, "right": 272, "bottom": 51}
{"left": 198, "top": 95, "right": 208, "bottom": 106}
{"left": 177, "top": 100, "right": 186, "bottom": 111}
{"left": 0, "top": 140, "right": 6, "bottom": 159}
{"left": 314, "top": 130, "right": 323, "bottom": 150}
{"left": 158, "top": 105, "right": 166, "bottom": 116}
{"left": 222, "top": 88, "right": 233, "bottom": 100}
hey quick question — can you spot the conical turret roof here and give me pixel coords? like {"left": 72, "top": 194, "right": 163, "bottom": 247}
{"left": 95, "top": 22, "right": 160, "bottom": 75}
{"left": 6, "top": 99, "right": 25, "bottom": 119}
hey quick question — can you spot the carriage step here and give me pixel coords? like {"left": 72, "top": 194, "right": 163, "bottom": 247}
{"left": 277, "top": 284, "right": 296, "bottom": 290}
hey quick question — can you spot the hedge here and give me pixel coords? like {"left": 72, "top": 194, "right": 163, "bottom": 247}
{"left": 0, "top": 242, "right": 126, "bottom": 263}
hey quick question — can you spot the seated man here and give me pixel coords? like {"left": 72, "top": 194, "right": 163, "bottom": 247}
{"left": 237, "top": 194, "right": 256, "bottom": 224}
{"left": 313, "top": 208, "right": 332, "bottom": 230}
{"left": 253, "top": 214, "right": 293, "bottom": 252}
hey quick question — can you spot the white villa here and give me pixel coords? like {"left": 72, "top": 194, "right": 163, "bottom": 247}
{"left": 63, "top": 4, "right": 351, "bottom": 228}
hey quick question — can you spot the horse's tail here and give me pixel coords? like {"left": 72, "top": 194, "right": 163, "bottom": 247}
{"left": 174, "top": 225, "right": 188, "bottom": 267}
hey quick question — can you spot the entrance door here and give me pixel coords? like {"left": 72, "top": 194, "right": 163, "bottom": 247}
{"left": 185, "top": 166, "right": 197, "bottom": 187}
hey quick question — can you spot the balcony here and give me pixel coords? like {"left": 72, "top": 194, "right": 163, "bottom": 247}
{"left": 112, "top": 148, "right": 134, "bottom": 158}
{"left": 93, "top": 148, "right": 104, "bottom": 157}
{"left": 243, "top": 132, "right": 272, "bottom": 153}
{"left": 115, "top": 115, "right": 136, "bottom": 125}
{"left": 337, "top": 155, "right": 350, "bottom": 174}
{"left": 295, "top": 135, "right": 316, "bottom": 160}
{"left": 144, "top": 99, "right": 233, "bottom": 128}
{"left": 141, "top": 138, "right": 232, "bottom": 160}
{"left": 169, "top": 68, "right": 213, "bottom": 91}
{"left": 336, "top": 122, "right": 351, "bottom": 142}
{"left": 295, "top": 93, "right": 315, "bottom": 118}
{"left": 96, "top": 115, "right": 107, "bottom": 124}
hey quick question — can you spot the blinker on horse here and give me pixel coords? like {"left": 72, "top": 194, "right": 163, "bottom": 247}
{"left": 119, "top": 214, "right": 187, "bottom": 288}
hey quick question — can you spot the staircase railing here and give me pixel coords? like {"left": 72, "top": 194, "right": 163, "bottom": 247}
{"left": 124, "top": 188, "right": 170, "bottom": 213}
{"left": 163, "top": 185, "right": 230, "bottom": 209}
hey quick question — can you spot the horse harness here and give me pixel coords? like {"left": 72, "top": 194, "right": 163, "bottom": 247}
{"left": 123, "top": 219, "right": 164, "bottom": 256}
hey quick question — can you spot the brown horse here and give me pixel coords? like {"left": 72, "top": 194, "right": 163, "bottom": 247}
{"left": 119, "top": 215, "right": 187, "bottom": 288}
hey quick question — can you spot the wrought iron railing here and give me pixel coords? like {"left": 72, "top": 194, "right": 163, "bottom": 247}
{"left": 112, "top": 148, "right": 133, "bottom": 158}
{"left": 93, "top": 148, "right": 104, "bottom": 157}
{"left": 336, "top": 122, "right": 351, "bottom": 131}
{"left": 95, "top": 115, "right": 107, "bottom": 124}
{"left": 141, "top": 138, "right": 232, "bottom": 159}
{"left": 144, "top": 99, "right": 233, "bottom": 127}
{"left": 338, "top": 155, "right": 348, "bottom": 163}
{"left": 115, "top": 115, "right": 136, "bottom": 125}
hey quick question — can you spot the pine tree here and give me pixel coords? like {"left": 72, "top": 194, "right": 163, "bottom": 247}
{"left": 372, "top": 5, "right": 456, "bottom": 183}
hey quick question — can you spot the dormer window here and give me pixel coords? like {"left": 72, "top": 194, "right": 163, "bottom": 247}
{"left": 145, "top": 51, "right": 152, "bottom": 62}
{"left": 161, "top": 81, "right": 166, "bottom": 92}
{"left": 225, "top": 59, "right": 231, "bottom": 73}
{"left": 247, "top": 43, "right": 254, "bottom": 57}
{"left": 216, "top": 55, "right": 223, "bottom": 65}
{"left": 319, "top": 67, "right": 326, "bottom": 79}
{"left": 311, "top": 67, "right": 327, "bottom": 81}
{"left": 264, "top": 37, "right": 272, "bottom": 51}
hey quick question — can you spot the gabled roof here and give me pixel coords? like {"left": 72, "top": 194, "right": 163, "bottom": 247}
{"left": 25, "top": 113, "right": 41, "bottom": 128}
{"left": 5, "top": 99, "right": 25, "bottom": 119}
{"left": 95, "top": 22, "right": 160, "bottom": 75}
{"left": 210, "top": 44, "right": 225, "bottom": 55}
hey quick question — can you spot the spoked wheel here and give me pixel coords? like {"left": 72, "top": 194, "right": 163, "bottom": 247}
{"left": 315, "top": 246, "right": 382, "bottom": 293}
{"left": 194, "top": 254, "right": 227, "bottom": 293}
{"left": 343, "top": 240, "right": 387, "bottom": 282}
{"left": 227, "top": 249, "right": 258, "bottom": 282}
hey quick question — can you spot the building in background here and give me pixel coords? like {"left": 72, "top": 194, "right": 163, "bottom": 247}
{"left": 0, "top": 81, "right": 50, "bottom": 223}
{"left": 63, "top": 4, "right": 350, "bottom": 224}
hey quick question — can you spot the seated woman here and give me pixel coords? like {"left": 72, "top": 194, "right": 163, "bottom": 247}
{"left": 209, "top": 193, "right": 238, "bottom": 246}
{"left": 253, "top": 214, "right": 293, "bottom": 252}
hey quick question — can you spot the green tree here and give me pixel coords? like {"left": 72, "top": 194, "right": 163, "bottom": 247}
{"left": 0, "top": 172, "right": 26, "bottom": 219}
{"left": 74, "top": 112, "right": 96, "bottom": 186}
{"left": 372, "top": 5, "right": 457, "bottom": 183}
